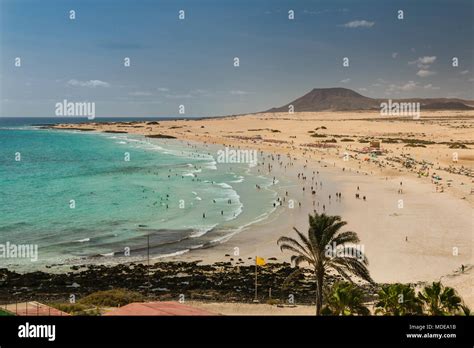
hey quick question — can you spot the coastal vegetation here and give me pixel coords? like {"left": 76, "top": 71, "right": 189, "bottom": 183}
{"left": 48, "top": 289, "right": 144, "bottom": 315}
{"left": 0, "top": 308, "right": 14, "bottom": 316}
{"left": 79, "top": 288, "right": 144, "bottom": 307}
{"left": 418, "top": 282, "right": 465, "bottom": 316}
{"left": 277, "top": 213, "right": 373, "bottom": 315}
{"left": 375, "top": 283, "right": 423, "bottom": 315}
{"left": 321, "top": 281, "right": 370, "bottom": 316}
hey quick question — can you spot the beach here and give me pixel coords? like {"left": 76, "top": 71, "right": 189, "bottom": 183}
{"left": 1, "top": 1, "right": 473, "bottom": 344}
{"left": 49, "top": 110, "right": 474, "bottom": 308}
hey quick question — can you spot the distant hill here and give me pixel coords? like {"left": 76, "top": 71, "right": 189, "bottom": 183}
{"left": 264, "top": 87, "right": 474, "bottom": 112}
{"left": 422, "top": 101, "right": 474, "bottom": 110}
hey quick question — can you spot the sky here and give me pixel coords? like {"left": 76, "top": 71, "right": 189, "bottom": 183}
{"left": 1, "top": 0, "right": 473, "bottom": 117}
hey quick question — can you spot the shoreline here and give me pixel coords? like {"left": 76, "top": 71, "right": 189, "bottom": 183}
{"left": 3, "top": 111, "right": 473, "bottom": 308}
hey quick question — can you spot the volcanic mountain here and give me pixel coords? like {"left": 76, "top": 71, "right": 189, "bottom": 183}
{"left": 264, "top": 87, "right": 474, "bottom": 112}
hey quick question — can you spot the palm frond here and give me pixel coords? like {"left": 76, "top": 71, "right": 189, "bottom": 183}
{"left": 291, "top": 254, "right": 313, "bottom": 267}
{"left": 277, "top": 236, "right": 313, "bottom": 261}
{"left": 282, "top": 267, "right": 305, "bottom": 290}
{"left": 329, "top": 231, "right": 360, "bottom": 247}
{"left": 328, "top": 256, "right": 373, "bottom": 283}
{"left": 321, "top": 219, "right": 347, "bottom": 247}
{"left": 293, "top": 226, "right": 316, "bottom": 259}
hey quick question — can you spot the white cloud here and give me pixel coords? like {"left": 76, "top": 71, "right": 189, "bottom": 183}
{"left": 460, "top": 70, "right": 469, "bottom": 75}
{"left": 189, "top": 89, "right": 214, "bottom": 97}
{"left": 409, "top": 56, "right": 437, "bottom": 69}
{"left": 129, "top": 91, "right": 152, "bottom": 96}
{"left": 340, "top": 78, "right": 351, "bottom": 83}
{"left": 67, "top": 79, "right": 110, "bottom": 88}
{"left": 400, "top": 81, "right": 418, "bottom": 91}
{"left": 304, "top": 8, "right": 349, "bottom": 15}
{"left": 230, "top": 90, "right": 248, "bottom": 95}
{"left": 392, "top": 52, "right": 399, "bottom": 59}
{"left": 342, "top": 20, "right": 375, "bottom": 28}
{"left": 388, "top": 81, "right": 418, "bottom": 93}
{"left": 419, "top": 56, "right": 436, "bottom": 64}
{"left": 416, "top": 69, "right": 436, "bottom": 77}
{"left": 372, "top": 78, "right": 387, "bottom": 88}
{"left": 165, "top": 94, "right": 193, "bottom": 99}
{"left": 157, "top": 87, "right": 169, "bottom": 92}
{"left": 423, "top": 84, "right": 440, "bottom": 90}
{"left": 386, "top": 80, "right": 442, "bottom": 93}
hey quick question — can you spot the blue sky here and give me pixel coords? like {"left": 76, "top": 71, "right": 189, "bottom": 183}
{"left": 1, "top": 0, "right": 473, "bottom": 117}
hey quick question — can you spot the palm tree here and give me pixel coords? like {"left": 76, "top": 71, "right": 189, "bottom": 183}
{"left": 277, "top": 213, "right": 373, "bottom": 315}
{"left": 418, "top": 282, "right": 462, "bottom": 315}
{"left": 322, "top": 281, "right": 370, "bottom": 316}
{"left": 375, "top": 283, "right": 423, "bottom": 316}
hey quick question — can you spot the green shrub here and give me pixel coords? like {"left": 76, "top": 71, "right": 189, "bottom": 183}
{"left": 48, "top": 303, "right": 101, "bottom": 316}
{"left": 448, "top": 143, "right": 468, "bottom": 149}
{"left": 79, "top": 289, "right": 144, "bottom": 307}
{"left": 404, "top": 144, "right": 426, "bottom": 148}
{"left": 0, "top": 308, "right": 14, "bottom": 316}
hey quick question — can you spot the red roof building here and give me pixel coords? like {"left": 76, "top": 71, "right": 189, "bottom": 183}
{"left": 104, "top": 301, "right": 217, "bottom": 316}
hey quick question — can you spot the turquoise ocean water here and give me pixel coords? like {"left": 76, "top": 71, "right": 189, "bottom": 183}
{"left": 0, "top": 118, "right": 279, "bottom": 269}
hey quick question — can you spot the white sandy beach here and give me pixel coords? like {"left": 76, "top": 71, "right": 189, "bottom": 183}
{"left": 52, "top": 110, "right": 474, "bottom": 308}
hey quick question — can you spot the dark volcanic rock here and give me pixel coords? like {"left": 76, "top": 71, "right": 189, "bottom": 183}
{"left": 145, "top": 134, "right": 177, "bottom": 139}
{"left": 0, "top": 262, "right": 376, "bottom": 304}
